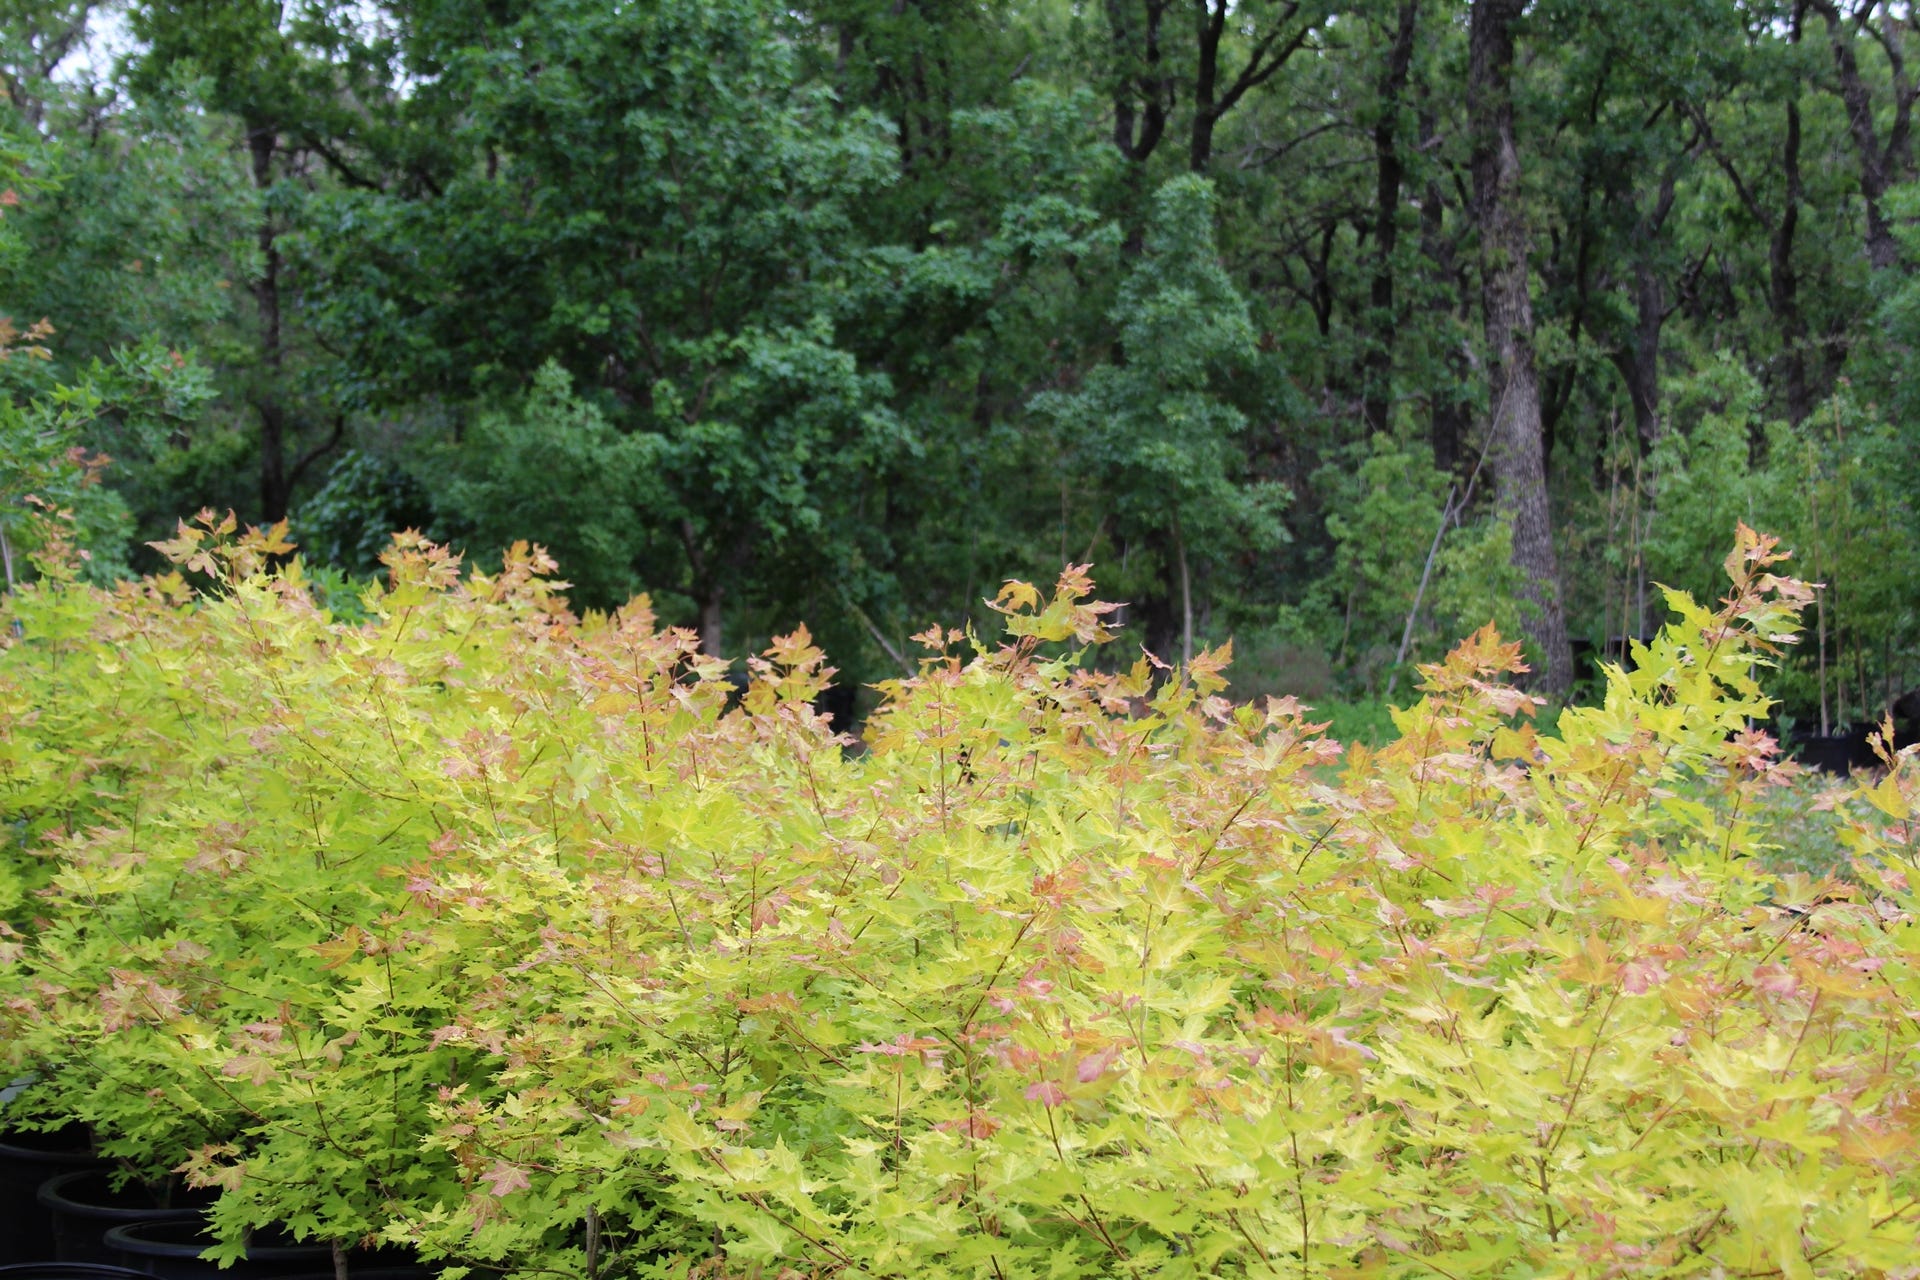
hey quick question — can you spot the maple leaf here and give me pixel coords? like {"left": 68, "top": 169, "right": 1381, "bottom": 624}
{"left": 1559, "top": 932, "right": 1619, "bottom": 985}
{"left": 989, "top": 579, "right": 1042, "bottom": 613}
{"left": 936, "top": 1111, "right": 1003, "bottom": 1140}
{"left": 1076, "top": 1047, "right": 1121, "bottom": 1083}
{"left": 482, "top": 1161, "right": 532, "bottom": 1198}
{"left": 1835, "top": 1114, "right": 1916, "bottom": 1168}
{"left": 1024, "top": 1080, "right": 1067, "bottom": 1107}
{"left": 221, "top": 1054, "right": 276, "bottom": 1085}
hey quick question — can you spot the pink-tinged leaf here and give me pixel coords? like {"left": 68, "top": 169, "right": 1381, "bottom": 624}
{"left": 482, "top": 1162, "right": 531, "bottom": 1198}
{"left": 1024, "top": 1080, "right": 1067, "bottom": 1107}
{"left": 1326, "top": 1026, "right": 1377, "bottom": 1062}
{"left": 220, "top": 1055, "right": 275, "bottom": 1085}
{"left": 1621, "top": 959, "right": 1668, "bottom": 995}
{"left": 857, "top": 1033, "right": 942, "bottom": 1057}
{"left": 935, "top": 1111, "right": 1002, "bottom": 1140}
{"left": 1076, "top": 1047, "right": 1120, "bottom": 1083}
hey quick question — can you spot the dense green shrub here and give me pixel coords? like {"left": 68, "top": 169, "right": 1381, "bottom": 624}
{"left": 2, "top": 519, "right": 1918, "bottom": 1277}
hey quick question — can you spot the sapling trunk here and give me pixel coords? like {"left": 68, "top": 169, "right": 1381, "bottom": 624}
{"left": 1811, "top": 457, "right": 1829, "bottom": 736}
{"left": 1834, "top": 581, "right": 1847, "bottom": 729}
{"left": 1174, "top": 517, "right": 1193, "bottom": 669}
{"left": 333, "top": 1239, "right": 348, "bottom": 1280}
{"left": 1856, "top": 638, "right": 1872, "bottom": 731}
{"left": 1602, "top": 431, "right": 1618, "bottom": 671}
{"left": 1386, "top": 484, "right": 1458, "bottom": 699}
{"left": 1817, "top": 589, "right": 1830, "bottom": 737}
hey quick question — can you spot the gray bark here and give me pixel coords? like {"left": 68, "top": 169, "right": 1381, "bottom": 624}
{"left": 1468, "top": 0, "right": 1573, "bottom": 697}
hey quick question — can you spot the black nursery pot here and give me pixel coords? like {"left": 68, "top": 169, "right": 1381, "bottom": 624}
{"left": 258, "top": 1272, "right": 431, "bottom": 1280}
{"left": 0, "top": 1127, "right": 104, "bottom": 1265}
{"left": 102, "top": 1220, "right": 338, "bottom": 1280}
{"left": 34, "top": 1172, "right": 213, "bottom": 1266}
{"left": 0, "top": 1265, "right": 156, "bottom": 1279}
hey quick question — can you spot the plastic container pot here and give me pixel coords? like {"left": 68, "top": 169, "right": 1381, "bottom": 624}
{"left": 34, "top": 1172, "right": 211, "bottom": 1266}
{"left": 104, "top": 1220, "right": 347, "bottom": 1280}
{"left": 0, "top": 1127, "right": 104, "bottom": 1264}
{"left": 0, "top": 1265, "right": 156, "bottom": 1279}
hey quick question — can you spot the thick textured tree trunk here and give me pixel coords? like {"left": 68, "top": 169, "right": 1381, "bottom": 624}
{"left": 1814, "top": 0, "right": 1910, "bottom": 271}
{"left": 1363, "top": 1, "right": 1420, "bottom": 436}
{"left": 1468, "top": 0, "right": 1573, "bottom": 697}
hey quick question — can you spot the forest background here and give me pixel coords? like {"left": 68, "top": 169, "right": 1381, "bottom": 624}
{"left": 5, "top": 0, "right": 1919, "bottom": 726}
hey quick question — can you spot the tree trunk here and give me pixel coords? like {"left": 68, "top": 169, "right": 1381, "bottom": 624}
{"left": 1774, "top": 92, "right": 1811, "bottom": 424}
{"left": 1419, "top": 108, "right": 1470, "bottom": 474}
{"left": 698, "top": 589, "right": 725, "bottom": 660}
{"left": 248, "top": 124, "right": 292, "bottom": 522}
{"left": 1107, "top": 0, "right": 1171, "bottom": 164}
{"left": 1190, "top": 0, "right": 1223, "bottom": 173}
{"left": 679, "top": 517, "right": 728, "bottom": 658}
{"left": 1187, "top": 1, "right": 1317, "bottom": 174}
{"left": 1134, "top": 528, "right": 1182, "bottom": 664}
{"left": 1363, "top": 1, "right": 1420, "bottom": 435}
{"left": 1814, "top": 0, "right": 1909, "bottom": 271}
{"left": 1468, "top": 0, "right": 1573, "bottom": 697}
{"left": 1690, "top": 4, "right": 1812, "bottom": 422}
{"left": 1611, "top": 254, "right": 1664, "bottom": 453}
{"left": 1612, "top": 163, "right": 1683, "bottom": 455}
{"left": 1174, "top": 517, "right": 1193, "bottom": 667}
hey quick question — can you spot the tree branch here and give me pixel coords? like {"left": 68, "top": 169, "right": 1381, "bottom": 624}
{"left": 288, "top": 415, "right": 347, "bottom": 491}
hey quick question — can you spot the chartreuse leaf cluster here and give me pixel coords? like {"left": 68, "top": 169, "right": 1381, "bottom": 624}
{"left": 1, "top": 518, "right": 1918, "bottom": 1277}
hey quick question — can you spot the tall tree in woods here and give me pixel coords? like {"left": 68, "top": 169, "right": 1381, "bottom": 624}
{"left": 1362, "top": 0, "right": 1420, "bottom": 437}
{"left": 1685, "top": 4, "right": 1822, "bottom": 424}
{"left": 1099, "top": 1, "right": 1328, "bottom": 178}
{"left": 1036, "top": 176, "right": 1284, "bottom": 666}
{"left": 1809, "top": 0, "right": 1915, "bottom": 272}
{"left": 1187, "top": 1, "right": 1327, "bottom": 174}
{"left": 298, "top": 0, "right": 901, "bottom": 656}
{"left": 126, "top": 0, "right": 381, "bottom": 521}
{"left": 1533, "top": 0, "right": 1724, "bottom": 455}
{"left": 1467, "top": 0, "right": 1572, "bottom": 695}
